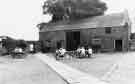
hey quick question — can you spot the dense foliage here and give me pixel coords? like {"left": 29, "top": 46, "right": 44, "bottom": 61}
{"left": 43, "top": 0, "right": 107, "bottom": 22}
{"left": 2, "top": 37, "right": 27, "bottom": 53}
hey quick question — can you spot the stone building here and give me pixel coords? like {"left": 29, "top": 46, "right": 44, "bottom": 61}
{"left": 38, "top": 12, "right": 131, "bottom": 52}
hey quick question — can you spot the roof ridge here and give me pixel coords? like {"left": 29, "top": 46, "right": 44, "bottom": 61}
{"left": 40, "top": 12, "right": 131, "bottom": 32}
{"left": 44, "top": 12, "right": 125, "bottom": 26}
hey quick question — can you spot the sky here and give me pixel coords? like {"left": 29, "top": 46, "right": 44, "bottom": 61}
{"left": 0, "top": 0, "right": 135, "bottom": 40}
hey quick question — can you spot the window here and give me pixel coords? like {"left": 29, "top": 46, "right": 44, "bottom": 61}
{"left": 105, "top": 27, "right": 112, "bottom": 34}
{"left": 92, "top": 38, "right": 101, "bottom": 45}
{"left": 124, "top": 22, "right": 128, "bottom": 28}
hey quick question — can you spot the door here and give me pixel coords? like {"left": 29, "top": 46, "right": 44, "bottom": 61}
{"left": 115, "top": 40, "right": 123, "bottom": 51}
{"left": 66, "top": 31, "right": 80, "bottom": 51}
{"left": 56, "top": 41, "right": 62, "bottom": 49}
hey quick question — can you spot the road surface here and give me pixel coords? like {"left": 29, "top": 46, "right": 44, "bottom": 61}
{"left": 0, "top": 55, "right": 68, "bottom": 84}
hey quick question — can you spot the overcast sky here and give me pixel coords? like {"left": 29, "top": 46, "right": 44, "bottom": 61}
{"left": 0, "top": 0, "right": 134, "bottom": 40}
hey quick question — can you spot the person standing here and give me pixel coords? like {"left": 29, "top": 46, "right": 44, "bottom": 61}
{"left": 29, "top": 43, "right": 34, "bottom": 53}
{"left": 55, "top": 48, "right": 60, "bottom": 60}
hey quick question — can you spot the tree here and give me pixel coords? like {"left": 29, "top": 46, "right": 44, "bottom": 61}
{"left": 42, "top": 0, "right": 107, "bottom": 22}
{"left": 2, "top": 36, "right": 17, "bottom": 54}
{"left": 16, "top": 40, "right": 27, "bottom": 50}
{"left": 2, "top": 37, "right": 27, "bottom": 54}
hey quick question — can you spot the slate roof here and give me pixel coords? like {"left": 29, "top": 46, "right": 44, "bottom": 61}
{"left": 40, "top": 12, "right": 130, "bottom": 32}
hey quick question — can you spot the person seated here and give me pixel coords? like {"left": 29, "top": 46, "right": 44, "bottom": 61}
{"left": 59, "top": 47, "right": 66, "bottom": 57}
{"left": 79, "top": 46, "right": 86, "bottom": 58}
{"left": 76, "top": 46, "right": 81, "bottom": 57}
{"left": 55, "top": 49, "right": 60, "bottom": 56}
{"left": 86, "top": 46, "right": 93, "bottom": 58}
{"left": 14, "top": 47, "right": 23, "bottom": 53}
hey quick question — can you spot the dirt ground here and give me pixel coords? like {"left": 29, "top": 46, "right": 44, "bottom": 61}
{"left": 102, "top": 52, "right": 135, "bottom": 84}
{"left": 60, "top": 52, "right": 125, "bottom": 79}
{"left": 0, "top": 52, "right": 132, "bottom": 84}
{"left": 0, "top": 54, "right": 68, "bottom": 84}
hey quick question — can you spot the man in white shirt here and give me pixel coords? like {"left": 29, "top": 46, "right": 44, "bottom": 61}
{"left": 29, "top": 44, "right": 34, "bottom": 53}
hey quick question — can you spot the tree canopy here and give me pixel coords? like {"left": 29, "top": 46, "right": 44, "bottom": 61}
{"left": 43, "top": 0, "right": 107, "bottom": 22}
{"left": 2, "top": 37, "right": 27, "bottom": 53}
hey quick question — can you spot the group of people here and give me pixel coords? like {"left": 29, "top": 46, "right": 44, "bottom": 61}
{"left": 55, "top": 46, "right": 93, "bottom": 60}
{"left": 76, "top": 46, "right": 92, "bottom": 58}
{"left": 55, "top": 47, "right": 66, "bottom": 60}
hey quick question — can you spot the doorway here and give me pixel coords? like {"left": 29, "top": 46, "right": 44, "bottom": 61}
{"left": 115, "top": 40, "right": 123, "bottom": 51}
{"left": 66, "top": 31, "right": 80, "bottom": 51}
{"left": 57, "top": 41, "right": 62, "bottom": 49}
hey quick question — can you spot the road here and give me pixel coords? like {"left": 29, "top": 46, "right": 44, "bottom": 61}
{"left": 0, "top": 55, "right": 68, "bottom": 84}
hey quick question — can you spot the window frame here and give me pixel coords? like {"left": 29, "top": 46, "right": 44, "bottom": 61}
{"left": 105, "top": 27, "right": 112, "bottom": 34}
